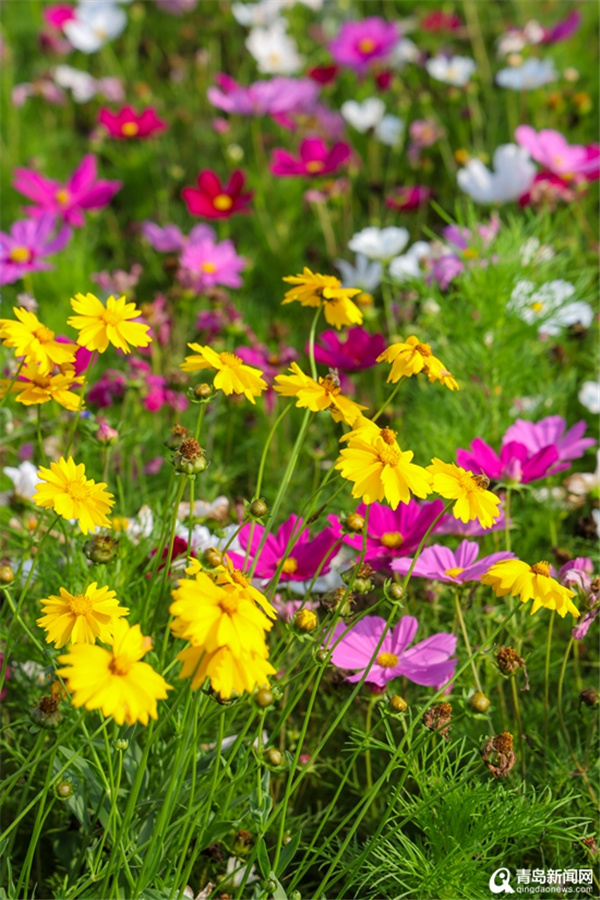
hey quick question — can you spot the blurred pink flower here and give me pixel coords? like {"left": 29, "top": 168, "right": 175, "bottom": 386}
{"left": 519, "top": 172, "right": 577, "bottom": 209}
{"left": 178, "top": 236, "right": 246, "bottom": 291}
{"left": 156, "top": 0, "right": 198, "bottom": 12}
{"left": 329, "top": 17, "right": 399, "bottom": 73}
{"left": 515, "top": 126, "right": 600, "bottom": 182}
{"left": 542, "top": 10, "right": 581, "bottom": 44}
{"left": 91, "top": 264, "right": 142, "bottom": 296}
{"left": 141, "top": 221, "right": 214, "bottom": 253}
{"left": 43, "top": 3, "right": 75, "bottom": 28}
{"left": 270, "top": 137, "right": 351, "bottom": 177}
{"left": 503, "top": 416, "right": 596, "bottom": 465}
{"left": 0, "top": 215, "right": 71, "bottom": 285}
{"left": 88, "top": 370, "right": 127, "bottom": 408}
{"left": 99, "top": 106, "right": 167, "bottom": 139}
{"left": 392, "top": 540, "right": 515, "bottom": 584}
{"left": 138, "top": 295, "right": 171, "bottom": 347}
{"left": 12, "top": 79, "right": 66, "bottom": 107}
{"left": 208, "top": 73, "right": 319, "bottom": 117}
{"left": 386, "top": 185, "right": 433, "bottom": 211}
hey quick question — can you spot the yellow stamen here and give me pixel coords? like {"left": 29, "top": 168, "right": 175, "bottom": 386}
{"left": 55, "top": 189, "right": 70, "bottom": 205}
{"left": 281, "top": 557, "right": 298, "bottom": 574}
{"left": 379, "top": 427, "right": 397, "bottom": 446}
{"left": 213, "top": 193, "right": 233, "bottom": 211}
{"left": 201, "top": 262, "right": 217, "bottom": 273}
{"left": 109, "top": 654, "right": 132, "bottom": 676}
{"left": 376, "top": 652, "right": 399, "bottom": 668}
{"left": 358, "top": 37, "right": 377, "bottom": 53}
{"left": 305, "top": 160, "right": 325, "bottom": 174}
{"left": 445, "top": 567, "right": 464, "bottom": 578}
{"left": 219, "top": 351, "right": 242, "bottom": 366}
{"left": 380, "top": 531, "right": 404, "bottom": 549}
{"left": 121, "top": 122, "right": 139, "bottom": 137}
{"left": 69, "top": 594, "right": 93, "bottom": 616}
{"left": 9, "top": 246, "right": 31, "bottom": 263}
{"left": 531, "top": 561, "right": 551, "bottom": 577}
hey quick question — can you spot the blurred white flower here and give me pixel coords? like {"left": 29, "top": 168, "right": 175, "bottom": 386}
{"left": 389, "top": 241, "right": 432, "bottom": 281}
{"left": 579, "top": 380, "right": 600, "bottom": 415}
{"left": 375, "top": 114, "right": 404, "bottom": 146}
{"left": 496, "top": 58, "right": 557, "bottom": 90}
{"left": 519, "top": 237, "right": 555, "bottom": 266}
{"left": 52, "top": 64, "right": 124, "bottom": 103}
{"left": 389, "top": 37, "right": 420, "bottom": 68}
{"left": 64, "top": 2, "right": 127, "bottom": 53}
{"left": 246, "top": 20, "right": 303, "bottom": 74}
{"left": 457, "top": 144, "right": 536, "bottom": 204}
{"left": 508, "top": 279, "right": 593, "bottom": 335}
{"left": 113, "top": 505, "right": 155, "bottom": 542}
{"left": 232, "top": 1, "right": 282, "bottom": 26}
{"left": 2, "top": 461, "right": 40, "bottom": 503}
{"left": 348, "top": 227, "right": 409, "bottom": 260}
{"left": 340, "top": 97, "right": 385, "bottom": 132}
{"left": 335, "top": 253, "right": 382, "bottom": 291}
{"left": 426, "top": 55, "right": 476, "bottom": 86}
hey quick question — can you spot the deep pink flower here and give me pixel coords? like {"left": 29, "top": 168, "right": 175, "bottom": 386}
{"left": 519, "top": 172, "right": 577, "bottom": 208}
{"left": 98, "top": 106, "right": 167, "bottom": 139}
{"left": 502, "top": 416, "right": 596, "bottom": 465}
{"left": 329, "top": 17, "right": 399, "bottom": 73}
{"left": 208, "top": 74, "right": 319, "bottom": 117}
{"left": 421, "top": 10, "right": 463, "bottom": 32}
{"left": 43, "top": 3, "right": 75, "bottom": 28}
{"left": 542, "top": 10, "right": 581, "bottom": 44}
{"left": 0, "top": 215, "right": 71, "bottom": 285}
{"left": 178, "top": 236, "right": 246, "bottom": 291}
{"left": 87, "top": 369, "right": 127, "bottom": 408}
{"left": 182, "top": 170, "right": 253, "bottom": 219}
{"left": 270, "top": 137, "right": 352, "bottom": 177}
{"left": 515, "top": 126, "right": 600, "bottom": 182}
{"left": 386, "top": 186, "right": 433, "bottom": 211}
{"left": 227, "top": 515, "right": 341, "bottom": 583}
{"left": 308, "top": 65, "right": 339, "bottom": 85}
{"left": 311, "top": 328, "right": 386, "bottom": 372}
{"left": 456, "top": 438, "right": 561, "bottom": 485}
{"left": 328, "top": 615, "right": 457, "bottom": 688}
{"left": 56, "top": 336, "right": 93, "bottom": 375}
{"left": 13, "top": 155, "right": 121, "bottom": 227}
{"left": 392, "top": 540, "right": 515, "bottom": 585}
{"left": 338, "top": 499, "right": 445, "bottom": 568}
{"left": 195, "top": 300, "right": 246, "bottom": 342}
{"left": 143, "top": 374, "right": 188, "bottom": 413}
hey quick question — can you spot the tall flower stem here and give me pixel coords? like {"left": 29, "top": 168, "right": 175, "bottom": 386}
{"left": 543, "top": 610, "right": 555, "bottom": 774}
{"left": 510, "top": 674, "right": 526, "bottom": 778}
{"left": 0, "top": 359, "right": 25, "bottom": 413}
{"left": 372, "top": 379, "right": 402, "bottom": 423}
{"left": 454, "top": 590, "right": 483, "bottom": 694}
{"left": 557, "top": 637, "right": 598, "bottom": 805}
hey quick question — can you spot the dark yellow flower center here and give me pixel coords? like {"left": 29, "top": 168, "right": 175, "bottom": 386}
{"left": 462, "top": 247, "right": 479, "bottom": 260}
{"left": 33, "top": 324, "right": 54, "bottom": 344}
{"left": 100, "top": 308, "right": 124, "bottom": 327}
{"left": 55, "top": 189, "right": 70, "bottom": 205}
{"left": 530, "top": 301, "right": 544, "bottom": 313}
{"left": 379, "top": 427, "right": 397, "bottom": 446}
{"left": 213, "top": 193, "right": 233, "bottom": 211}
{"left": 376, "top": 652, "right": 399, "bottom": 668}
{"left": 219, "top": 351, "right": 242, "bottom": 367}
{"left": 377, "top": 444, "right": 401, "bottom": 467}
{"left": 416, "top": 342, "right": 432, "bottom": 357}
{"left": 121, "top": 121, "right": 139, "bottom": 136}
{"left": 68, "top": 593, "right": 93, "bottom": 616}
{"left": 381, "top": 531, "right": 404, "bottom": 549}
{"left": 219, "top": 594, "right": 240, "bottom": 615}
{"left": 445, "top": 567, "right": 464, "bottom": 578}
{"left": 9, "top": 246, "right": 31, "bottom": 263}
{"left": 201, "top": 261, "right": 217, "bottom": 273}
{"left": 305, "top": 160, "right": 325, "bottom": 174}
{"left": 358, "top": 37, "right": 377, "bottom": 53}
{"left": 530, "top": 561, "right": 551, "bottom": 577}
{"left": 67, "top": 482, "right": 90, "bottom": 501}
{"left": 109, "top": 654, "right": 132, "bottom": 676}
{"left": 228, "top": 568, "right": 249, "bottom": 587}
{"left": 281, "top": 557, "right": 298, "bottom": 574}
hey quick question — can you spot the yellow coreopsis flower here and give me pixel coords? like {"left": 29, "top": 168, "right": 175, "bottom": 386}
{"left": 428, "top": 458, "right": 500, "bottom": 529}
{"left": 177, "top": 643, "right": 275, "bottom": 699}
{"left": 214, "top": 556, "right": 277, "bottom": 619}
{"left": 56, "top": 620, "right": 171, "bottom": 726}
{"left": 481, "top": 559, "right": 579, "bottom": 619}
{"left": 180, "top": 344, "right": 267, "bottom": 404}
{"left": 68, "top": 293, "right": 152, "bottom": 354}
{"left": 376, "top": 336, "right": 459, "bottom": 390}
{"left": 0, "top": 308, "right": 77, "bottom": 375}
{"left": 274, "top": 362, "right": 367, "bottom": 426}
{"left": 0, "top": 363, "right": 84, "bottom": 411}
{"left": 335, "top": 421, "right": 433, "bottom": 510}
{"left": 37, "top": 582, "right": 130, "bottom": 648}
{"left": 33, "top": 457, "right": 114, "bottom": 534}
{"left": 282, "top": 268, "right": 363, "bottom": 329}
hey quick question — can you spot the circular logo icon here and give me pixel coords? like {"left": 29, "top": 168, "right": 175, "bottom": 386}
{"left": 489, "top": 868, "right": 515, "bottom": 894}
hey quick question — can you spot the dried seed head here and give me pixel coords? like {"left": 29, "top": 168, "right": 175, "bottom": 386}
{"left": 496, "top": 645, "right": 524, "bottom": 675}
{"left": 493, "top": 732, "right": 514, "bottom": 754}
{"left": 423, "top": 702, "right": 452, "bottom": 739}
{"left": 173, "top": 439, "right": 208, "bottom": 475}
{"left": 580, "top": 688, "right": 598, "bottom": 708}
{"left": 164, "top": 423, "right": 189, "bottom": 450}
{"left": 482, "top": 732, "right": 517, "bottom": 779}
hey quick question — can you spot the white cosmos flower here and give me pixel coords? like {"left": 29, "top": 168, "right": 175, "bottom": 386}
{"left": 578, "top": 380, "right": 600, "bottom": 415}
{"left": 348, "top": 226, "right": 409, "bottom": 261}
{"left": 457, "top": 144, "right": 536, "bottom": 204}
{"left": 375, "top": 114, "right": 404, "bottom": 146}
{"left": 52, "top": 65, "right": 98, "bottom": 102}
{"left": 340, "top": 98, "right": 385, "bottom": 133}
{"left": 245, "top": 20, "right": 303, "bottom": 74}
{"left": 64, "top": 2, "right": 127, "bottom": 54}
{"left": 426, "top": 55, "right": 476, "bottom": 87}
{"left": 389, "top": 241, "right": 432, "bottom": 281}
{"left": 2, "top": 461, "right": 40, "bottom": 503}
{"left": 335, "top": 253, "right": 382, "bottom": 291}
{"left": 389, "top": 37, "right": 420, "bottom": 68}
{"left": 496, "top": 58, "right": 557, "bottom": 90}
{"left": 508, "top": 279, "right": 593, "bottom": 335}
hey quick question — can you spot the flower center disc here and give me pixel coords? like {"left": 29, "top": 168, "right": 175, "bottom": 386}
{"left": 121, "top": 122, "right": 139, "bottom": 136}
{"left": 33, "top": 325, "right": 54, "bottom": 343}
{"left": 55, "top": 189, "right": 70, "bottom": 205}
{"left": 381, "top": 531, "right": 403, "bottom": 549}
{"left": 358, "top": 38, "right": 377, "bottom": 54}
{"left": 213, "top": 193, "right": 233, "bottom": 211}
{"left": 281, "top": 557, "right": 298, "bottom": 574}
{"left": 376, "top": 652, "right": 399, "bottom": 668}
{"left": 109, "top": 654, "right": 132, "bottom": 676}
{"left": 305, "top": 160, "right": 325, "bottom": 174}
{"left": 445, "top": 567, "right": 464, "bottom": 578}
{"left": 69, "top": 594, "right": 93, "bottom": 616}
{"left": 219, "top": 351, "right": 242, "bottom": 366}
{"left": 531, "top": 561, "right": 551, "bottom": 577}
{"left": 201, "top": 261, "right": 217, "bottom": 273}
{"left": 220, "top": 595, "right": 240, "bottom": 615}
{"left": 68, "top": 482, "right": 90, "bottom": 501}
{"left": 9, "top": 246, "right": 31, "bottom": 263}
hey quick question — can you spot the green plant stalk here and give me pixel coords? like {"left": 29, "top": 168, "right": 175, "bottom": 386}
{"left": 543, "top": 609, "right": 555, "bottom": 774}
{"left": 504, "top": 487, "right": 512, "bottom": 551}
{"left": 0, "top": 359, "right": 25, "bottom": 412}
{"left": 557, "top": 637, "right": 598, "bottom": 806}
{"left": 36, "top": 405, "right": 46, "bottom": 465}
{"left": 510, "top": 674, "right": 526, "bottom": 779}
{"left": 15, "top": 741, "right": 58, "bottom": 898}
{"left": 149, "top": 473, "right": 187, "bottom": 639}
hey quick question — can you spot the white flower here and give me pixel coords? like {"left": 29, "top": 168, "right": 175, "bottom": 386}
{"left": 425, "top": 55, "right": 476, "bottom": 87}
{"left": 375, "top": 114, "right": 404, "bottom": 146}
{"left": 389, "top": 37, "right": 420, "bottom": 68}
{"left": 348, "top": 226, "right": 409, "bottom": 261}
{"left": 64, "top": 2, "right": 127, "bottom": 54}
{"left": 457, "top": 144, "right": 536, "bottom": 204}
{"left": 519, "top": 237, "right": 555, "bottom": 266}
{"left": 388, "top": 241, "right": 432, "bottom": 281}
{"left": 52, "top": 65, "right": 98, "bottom": 102}
{"left": 508, "top": 279, "right": 593, "bottom": 335}
{"left": 579, "top": 380, "right": 600, "bottom": 415}
{"left": 224, "top": 858, "right": 259, "bottom": 889}
{"left": 112, "top": 505, "right": 155, "bottom": 542}
{"left": 2, "top": 461, "right": 40, "bottom": 503}
{"left": 232, "top": 1, "right": 283, "bottom": 27}
{"left": 592, "top": 509, "right": 600, "bottom": 538}
{"left": 245, "top": 20, "right": 303, "bottom": 74}
{"left": 496, "top": 58, "right": 557, "bottom": 90}
{"left": 340, "top": 98, "right": 385, "bottom": 133}
{"left": 335, "top": 253, "right": 382, "bottom": 292}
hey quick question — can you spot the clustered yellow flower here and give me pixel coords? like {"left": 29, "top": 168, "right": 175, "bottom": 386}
{"left": 170, "top": 555, "right": 276, "bottom": 699}
{"left": 181, "top": 343, "right": 267, "bottom": 404}
{"left": 34, "top": 457, "right": 114, "bottom": 535}
{"left": 282, "top": 268, "right": 363, "bottom": 329}
{"left": 481, "top": 559, "right": 579, "bottom": 618}
{"left": 376, "top": 336, "right": 459, "bottom": 391}
{"left": 68, "top": 293, "right": 152, "bottom": 354}
{"left": 274, "top": 362, "right": 367, "bottom": 426}
{"left": 427, "top": 458, "right": 501, "bottom": 529}
{"left": 37, "top": 582, "right": 129, "bottom": 648}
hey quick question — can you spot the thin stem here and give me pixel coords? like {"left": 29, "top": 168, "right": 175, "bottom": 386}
{"left": 557, "top": 637, "right": 598, "bottom": 805}
{"left": 454, "top": 590, "right": 483, "bottom": 694}
{"left": 510, "top": 675, "right": 526, "bottom": 779}
{"left": 543, "top": 610, "right": 555, "bottom": 774}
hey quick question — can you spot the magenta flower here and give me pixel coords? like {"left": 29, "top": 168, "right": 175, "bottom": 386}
{"left": 392, "top": 540, "right": 515, "bottom": 585}
{"left": 141, "top": 221, "right": 214, "bottom": 253}
{"left": 208, "top": 74, "right": 319, "bottom": 117}
{"left": 13, "top": 155, "right": 121, "bottom": 227}
{"left": 515, "top": 126, "right": 600, "bottom": 182}
{"left": 98, "top": 106, "right": 167, "bottom": 139}
{"left": 56, "top": 336, "right": 93, "bottom": 375}
{"left": 178, "top": 236, "right": 246, "bottom": 291}
{"left": 329, "top": 17, "right": 399, "bottom": 73}
{"left": 227, "top": 515, "right": 341, "bottom": 583}
{"left": 542, "top": 10, "right": 581, "bottom": 44}
{"left": 270, "top": 137, "right": 352, "bottom": 177}
{"left": 237, "top": 343, "right": 298, "bottom": 413}
{"left": 328, "top": 615, "right": 457, "bottom": 688}
{"left": 386, "top": 186, "right": 433, "bottom": 211}
{"left": 560, "top": 557, "right": 594, "bottom": 593}
{"left": 519, "top": 172, "right": 576, "bottom": 209}
{"left": 503, "top": 416, "right": 596, "bottom": 465}
{"left": 338, "top": 499, "right": 445, "bottom": 568}
{"left": 43, "top": 3, "right": 75, "bottom": 28}
{"left": 428, "top": 255, "right": 465, "bottom": 290}
{"left": 0, "top": 215, "right": 71, "bottom": 285}
{"left": 311, "top": 328, "right": 386, "bottom": 373}
{"left": 456, "top": 437, "right": 561, "bottom": 485}
{"left": 87, "top": 370, "right": 127, "bottom": 408}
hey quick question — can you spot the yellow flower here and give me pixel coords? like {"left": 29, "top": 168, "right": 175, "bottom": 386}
{"left": 180, "top": 344, "right": 267, "bottom": 404}
{"left": 169, "top": 570, "right": 273, "bottom": 656}
{"left": 177, "top": 644, "right": 275, "bottom": 699}
{"left": 68, "top": 293, "right": 152, "bottom": 354}
{"left": 56, "top": 619, "right": 171, "bottom": 726}
{"left": 427, "top": 458, "right": 500, "bottom": 528}
{"left": 282, "top": 268, "right": 363, "bottom": 330}
{"left": 33, "top": 457, "right": 114, "bottom": 534}
{"left": 336, "top": 420, "right": 432, "bottom": 510}
{"left": 0, "top": 308, "right": 77, "bottom": 375}
{"left": 37, "top": 582, "right": 129, "bottom": 648}
{"left": 377, "top": 336, "right": 459, "bottom": 390}
{"left": 481, "top": 559, "right": 579, "bottom": 619}
{"left": 0, "top": 363, "right": 84, "bottom": 411}
{"left": 214, "top": 556, "right": 277, "bottom": 619}
{"left": 274, "top": 362, "right": 367, "bottom": 426}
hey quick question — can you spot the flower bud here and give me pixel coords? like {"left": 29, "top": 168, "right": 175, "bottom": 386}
{"left": 320, "top": 587, "right": 355, "bottom": 617}
{"left": 388, "top": 583, "right": 404, "bottom": 601}
{"left": 203, "top": 547, "right": 223, "bottom": 568}
{"left": 114, "top": 738, "right": 129, "bottom": 751}
{"left": 249, "top": 498, "right": 268, "bottom": 519}
{"left": 294, "top": 609, "right": 318, "bottom": 633}
{"left": 0, "top": 565, "right": 14, "bottom": 585}
{"left": 84, "top": 534, "right": 119, "bottom": 565}
{"left": 164, "top": 424, "right": 189, "bottom": 451}
{"left": 254, "top": 688, "right": 274, "bottom": 709}
{"left": 580, "top": 688, "right": 598, "bottom": 708}
{"left": 96, "top": 418, "right": 119, "bottom": 445}
{"left": 389, "top": 695, "right": 408, "bottom": 712}
{"left": 344, "top": 512, "right": 365, "bottom": 533}
{"left": 56, "top": 780, "right": 73, "bottom": 800}
{"left": 172, "top": 438, "right": 208, "bottom": 475}
{"left": 264, "top": 748, "right": 283, "bottom": 767}
{"left": 469, "top": 692, "right": 491, "bottom": 713}
{"left": 315, "top": 648, "right": 330, "bottom": 664}
{"left": 191, "top": 382, "right": 214, "bottom": 403}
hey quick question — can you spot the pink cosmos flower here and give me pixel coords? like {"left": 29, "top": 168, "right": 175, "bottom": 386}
{"left": 0, "top": 215, "right": 71, "bottom": 285}
{"left": 208, "top": 74, "right": 319, "bottom": 117}
{"left": 43, "top": 3, "right": 75, "bottom": 28}
{"left": 88, "top": 370, "right": 127, "bottom": 408}
{"left": 435, "top": 510, "right": 506, "bottom": 537}
{"left": 98, "top": 106, "right": 167, "bottom": 139}
{"left": 328, "top": 615, "right": 457, "bottom": 688}
{"left": 391, "top": 540, "right": 515, "bottom": 585}
{"left": 56, "top": 336, "right": 93, "bottom": 376}
{"left": 542, "top": 10, "right": 581, "bottom": 44}
{"left": 329, "top": 17, "right": 400, "bottom": 73}
{"left": 270, "top": 137, "right": 352, "bottom": 177}
{"left": 91, "top": 264, "right": 143, "bottom": 297}
{"left": 311, "top": 328, "right": 386, "bottom": 373}
{"left": 456, "top": 438, "right": 561, "bottom": 485}
{"left": 227, "top": 515, "right": 341, "bottom": 583}
{"left": 338, "top": 499, "right": 445, "bottom": 568}
{"left": 519, "top": 172, "right": 577, "bottom": 209}
{"left": 515, "top": 126, "right": 600, "bottom": 182}
{"left": 178, "top": 236, "right": 246, "bottom": 292}
{"left": 141, "top": 221, "right": 215, "bottom": 253}
{"left": 12, "top": 79, "right": 66, "bottom": 108}
{"left": 13, "top": 155, "right": 121, "bottom": 228}
{"left": 386, "top": 186, "right": 433, "bottom": 211}
{"left": 182, "top": 169, "right": 253, "bottom": 219}
{"left": 503, "top": 416, "right": 596, "bottom": 465}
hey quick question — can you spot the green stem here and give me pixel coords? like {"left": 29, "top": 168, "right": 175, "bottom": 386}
{"left": 557, "top": 637, "right": 598, "bottom": 805}
{"left": 0, "top": 359, "right": 25, "bottom": 412}
{"left": 543, "top": 610, "right": 555, "bottom": 774}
